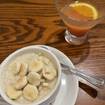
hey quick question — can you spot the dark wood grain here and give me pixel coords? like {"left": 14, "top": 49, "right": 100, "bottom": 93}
{"left": 0, "top": 0, "right": 105, "bottom": 105}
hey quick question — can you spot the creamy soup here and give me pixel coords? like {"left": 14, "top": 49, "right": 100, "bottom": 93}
{"left": 2, "top": 53, "right": 58, "bottom": 104}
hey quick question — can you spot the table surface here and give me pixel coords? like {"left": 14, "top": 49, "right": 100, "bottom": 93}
{"left": 0, "top": 0, "right": 105, "bottom": 105}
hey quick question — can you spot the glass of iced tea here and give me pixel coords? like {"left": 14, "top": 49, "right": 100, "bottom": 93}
{"left": 54, "top": 0, "right": 105, "bottom": 45}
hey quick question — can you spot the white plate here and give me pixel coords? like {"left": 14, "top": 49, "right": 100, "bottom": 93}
{"left": 37, "top": 45, "right": 79, "bottom": 105}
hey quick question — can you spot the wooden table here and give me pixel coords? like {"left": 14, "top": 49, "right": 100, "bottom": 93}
{"left": 0, "top": 0, "right": 105, "bottom": 105}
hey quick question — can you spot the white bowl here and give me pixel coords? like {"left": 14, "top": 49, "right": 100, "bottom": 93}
{"left": 0, "top": 45, "right": 61, "bottom": 105}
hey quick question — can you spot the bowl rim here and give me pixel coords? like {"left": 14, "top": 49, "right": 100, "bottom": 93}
{"left": 0, "top": 45, "right": 62, "bottom": 105}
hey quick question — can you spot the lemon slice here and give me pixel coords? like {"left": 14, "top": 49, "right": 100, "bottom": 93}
{"left": 69, "top": 2, "right": 98, "bottom": 19}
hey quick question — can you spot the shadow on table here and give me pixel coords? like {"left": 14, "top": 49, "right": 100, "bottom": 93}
{"left": 67, "top": 40, "right": 90, "bottom": 65}
{"left": 79, "top": 82, "right": 97, "bottom": 98}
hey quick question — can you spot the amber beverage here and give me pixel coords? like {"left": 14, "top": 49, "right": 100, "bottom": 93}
{"left": 60, "top": 5, "right": 96, "bottom": 37}
{"left": 54, "top": 0, "right": 105, "bottom": 45}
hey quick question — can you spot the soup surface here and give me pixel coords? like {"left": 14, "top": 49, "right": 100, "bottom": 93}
{"left": 2, "top": 53, "right": 58, "bottom": 104}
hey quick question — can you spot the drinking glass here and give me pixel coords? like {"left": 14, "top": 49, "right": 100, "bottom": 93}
{"left": 54, "top": 0, "right": 105, "bottom": 45}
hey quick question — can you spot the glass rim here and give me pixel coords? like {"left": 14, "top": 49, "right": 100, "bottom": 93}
{"left": 54, "top": 0, "right": 105, "bottom": 24}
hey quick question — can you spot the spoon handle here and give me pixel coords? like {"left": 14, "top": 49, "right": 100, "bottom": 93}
{"left": 41, "top": 45, "right": 105, "bottom": 89}
{"left": 70, "top": 67, "right": 105, "bottom": 89}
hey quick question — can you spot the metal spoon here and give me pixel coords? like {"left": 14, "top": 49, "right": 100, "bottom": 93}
{"left": 41, "top": 46, "right": 105, "bottom": 89}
